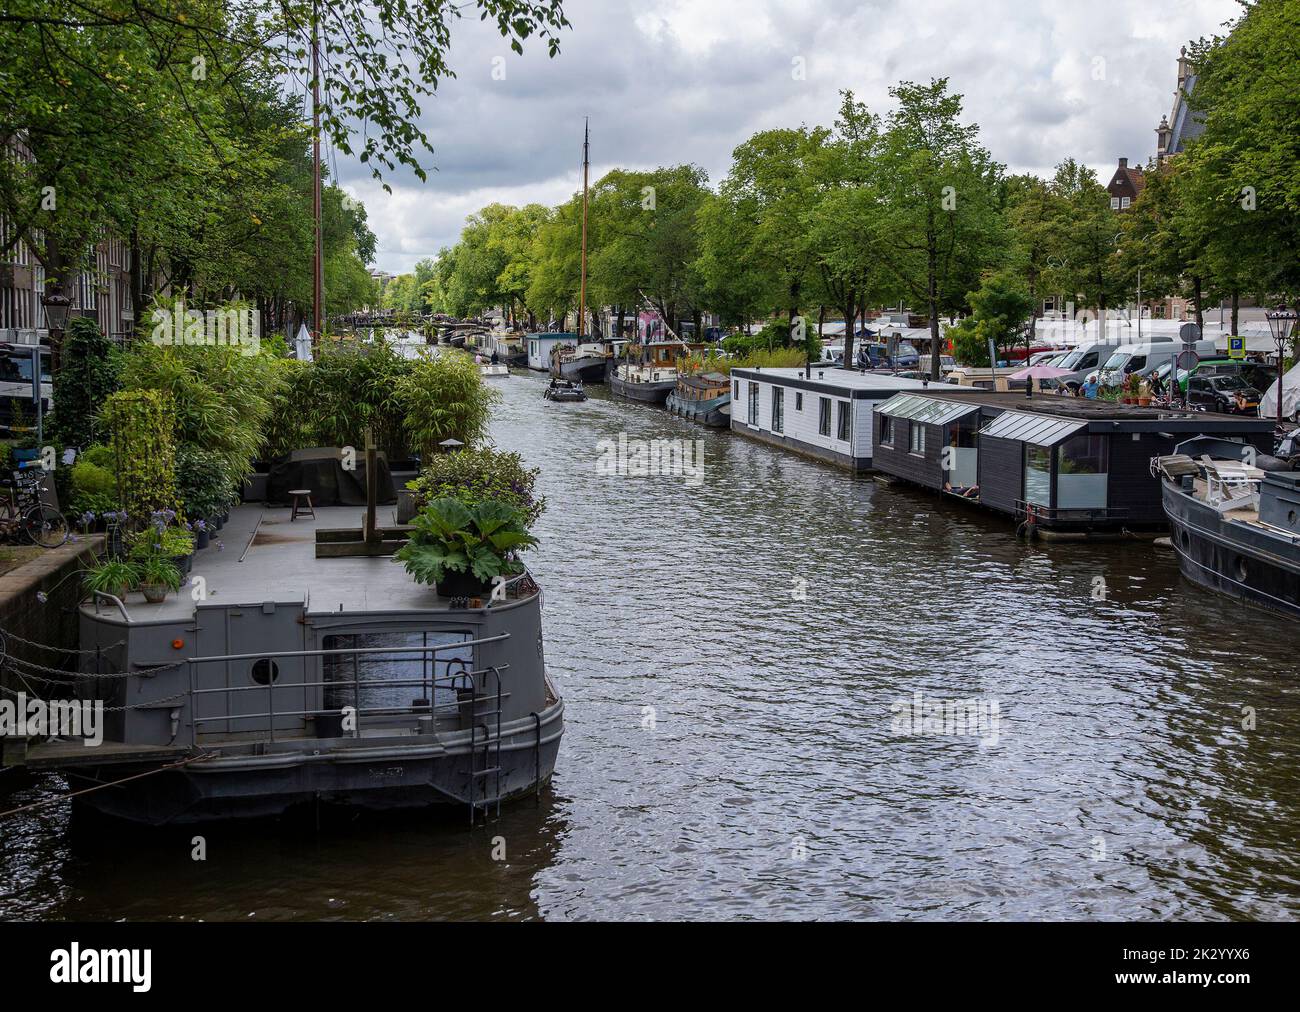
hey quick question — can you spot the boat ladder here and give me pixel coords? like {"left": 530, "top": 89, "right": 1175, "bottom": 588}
{"left": 467, "top": 665, "right": 504, "bottom": 825}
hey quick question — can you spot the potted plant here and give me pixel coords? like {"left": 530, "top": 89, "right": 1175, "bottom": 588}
{"left": 84, "top": 558, "right": 140, "bottom": 600}
{"left": 137, "top": 553, "right": 182, "bottom": 603}
{"left": 133, "top": 524, "right": 196, "bottom": 574}
{"left": 394, "top": 497, "right": 537, "bottom": 598}
{"left": 1124, "top": 372, "right": 1142, "bottom": 404}
{"left": 1137, "top": 379, "right": 1152, "bottom": 407}
{"left": 192, "top": 518, "right": 210, "bottom": 550}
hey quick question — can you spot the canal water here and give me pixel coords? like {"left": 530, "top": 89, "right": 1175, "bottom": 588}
{"left": 3, "top": 367, "right": 1299, "bottom": 920}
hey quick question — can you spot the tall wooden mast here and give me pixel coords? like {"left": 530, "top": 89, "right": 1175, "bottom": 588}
{"left": 311, "top": 6, "right": 323, "bottom": 347}
{"left": 578, "top": 118, "right": 589, "bottom": 339}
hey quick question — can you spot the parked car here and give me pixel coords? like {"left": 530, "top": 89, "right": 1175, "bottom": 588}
{"left": 1186, "top": 372, "right": 1262, "bottom": 414}
{"left": 918, "top": 353, "right": 957, "bottom": 375}
{"left": 1099, "top": 339, "right": 1216, "bottom": 387}
{"left": 1055, "top": 341, "right": 1129, "bottom": 389}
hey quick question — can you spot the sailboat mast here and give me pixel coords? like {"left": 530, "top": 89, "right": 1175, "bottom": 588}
{"left": 578, "top": 118, "right": 589, "bottom": 339}
{"left": 311, "top": 7, "right": 323, "bottom": 346}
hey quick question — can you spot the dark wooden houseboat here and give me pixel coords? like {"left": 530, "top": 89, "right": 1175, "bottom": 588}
{"left": 872, "top": 390, "right": 1275, "bottom": 534}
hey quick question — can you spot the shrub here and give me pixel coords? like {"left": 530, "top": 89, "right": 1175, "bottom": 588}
{"left": 398, "top": 351, "right": 499, "bottom": 458}
{"left": 80, "top": 444, "right": 116, "bottom": 470}
{"left": 177, "top": 443, "right": 235, "bottom": 520}
{"left": 407, "top": 447, "right": 545, "bottom": 527}
{"left": 263, "top": 341, "right": 410, "bottom": 459}
{"left": 119, "top": 336, "right": 283, "bottom": 489}
{"left": 50, "top": 317, "right": 120, "bottom": 448}
{"left": 101, "top": 389, "right": 179, "bottom": 518}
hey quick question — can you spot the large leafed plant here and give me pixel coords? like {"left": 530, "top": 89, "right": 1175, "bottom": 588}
{"left": 394, "top": 497, "right": 537, "bottom": 587}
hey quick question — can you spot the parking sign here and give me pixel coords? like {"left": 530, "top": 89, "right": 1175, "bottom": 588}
{"left": 1228, "top": 336, "right": 1245, "bottom": 360}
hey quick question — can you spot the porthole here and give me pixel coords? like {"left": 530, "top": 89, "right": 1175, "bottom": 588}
{"left": 251, "top": 658, "right": 280, "bottom": 685}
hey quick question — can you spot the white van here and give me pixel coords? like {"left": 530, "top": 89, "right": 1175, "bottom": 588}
{"left": 1100, "top": 339, "right": 1217, "bottom": 386}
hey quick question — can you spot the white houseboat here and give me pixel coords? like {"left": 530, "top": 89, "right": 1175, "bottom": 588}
{"left": 728, "top": 366, "right": 976, "bottom": 472}
{"left": 526, "top": 333, "right": 579, "bottom": 372}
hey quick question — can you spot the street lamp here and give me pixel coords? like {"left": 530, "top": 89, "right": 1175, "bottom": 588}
{"left": 41, "top": 287, "right": 72, "bottom": 375}
{"left": 1265, "top": 306, "right": 1297, "bottom": 431}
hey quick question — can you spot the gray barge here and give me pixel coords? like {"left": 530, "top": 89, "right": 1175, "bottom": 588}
{"left": 1155, "top": 436, "right": 1300, "bottom": 618}
{"left": 21, "top": 506, "right": 563, "bottom": 825}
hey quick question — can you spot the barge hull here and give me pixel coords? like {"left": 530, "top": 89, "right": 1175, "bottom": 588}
{"left": 1162, "top": 483, "right": 1300, "bottom": 619}
{"left": 609, "top": 375, "right": 674, "bottom": 404}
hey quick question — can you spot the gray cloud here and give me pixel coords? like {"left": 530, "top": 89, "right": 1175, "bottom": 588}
{"left": 337, "top": 0, "right": 1239, "bottom": 273}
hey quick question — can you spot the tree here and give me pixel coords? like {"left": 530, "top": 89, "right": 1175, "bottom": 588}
{"left": 1046, "top": 159, "right": 1130, "bottom": 336}
{"left": 873, "top": 79, "right": 1006, "bottom": 378}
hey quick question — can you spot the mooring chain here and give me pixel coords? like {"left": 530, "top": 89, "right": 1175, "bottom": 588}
{"left": 0, "top": 679, "right": 190, "bottom": 712}
{"left": 0, "top": 627, "right": 126, "bottom": 655}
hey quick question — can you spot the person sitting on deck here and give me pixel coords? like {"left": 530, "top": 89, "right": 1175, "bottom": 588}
{"left": 1082, "top": 375, "right": 1100, "bottom": 399}
{"left": 490, "top": 349, "right": 499, "bottom": 364}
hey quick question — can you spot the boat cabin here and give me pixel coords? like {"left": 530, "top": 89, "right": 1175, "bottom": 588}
{"left": 873, "top": 390, "right": 1276, "bottom": 531}
{"left": 527, "top": 333, "right": 578, "bottom": 371}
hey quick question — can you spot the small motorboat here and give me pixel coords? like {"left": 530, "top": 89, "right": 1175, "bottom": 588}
{"left": 480, "top": 362, "right": 510, "bottom": 378}
{"left": 544, "top": 377, "right": 588, "bottom": 402}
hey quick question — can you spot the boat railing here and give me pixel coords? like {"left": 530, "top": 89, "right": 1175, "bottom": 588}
{"left": 184, "top": 635, "right": 510, "bottom": 748}
{"left": 1013, "top": 500, "right": 1132, "bottom": 523}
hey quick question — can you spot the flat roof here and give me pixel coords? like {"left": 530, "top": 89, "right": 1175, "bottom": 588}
{"left": 84, "top": 506, "right": 511, "bottom": 624}
{"left": 897, "top": 389, "right": 1274, "bottom": 428}
{"left": 732, "top": 366, "right": 980, "bottom": 399}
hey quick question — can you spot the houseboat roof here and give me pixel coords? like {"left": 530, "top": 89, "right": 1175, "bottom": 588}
{"left": 84, "top": 506, "right": 527, "bottom": 625}
{"left": 880, "top": 389, "right": 1275, "bottom": 433}
{"left": 732, "top": 366, "right": 979, "bottom": 400}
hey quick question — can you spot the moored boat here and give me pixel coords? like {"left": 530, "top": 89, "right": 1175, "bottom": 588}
{"left": 667, "top": 371, "right": 731, "bottom": 426}
{"left": 610, "top": 361, "right": 676, "bottom": 404}
{"left": 1155, "top": 435, "right": 1300, "bottom": 618}
{"left": 17, "top": 503, "right": 563, "bottom": 825}
{"left": 552, "top": 342, "right": 607, "bottom": 383}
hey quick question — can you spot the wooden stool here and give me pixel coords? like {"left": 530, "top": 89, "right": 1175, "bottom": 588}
{"left": 289, "top": 489, "right": 315, "bottom": 521}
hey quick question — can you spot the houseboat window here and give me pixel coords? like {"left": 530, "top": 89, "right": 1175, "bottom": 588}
{"left": 795, "top": 392, "right": 803, "bottom": 411}
{"left": 880, "top": 416, "right": 894, "bottom": 446}
{"left": 323, "top": 631, "right": 473, "bottom": 717}
{"left": 836, "top": 401, "right": 850, "bottom": 442}
{"left": 1056, "top": 433, "right": 1108, "bottom": 509}
{"left": 909, "top": 422, "right": 925, "bottom": 454}
{"left": 748, "top": 382, "right": 759, "bottom": 424}
{"left": 1024, "top": 445, "right": 1051, "bottom": 507}
{"left": 251, "top": 659, "right": 279, "bottom": 685}
{"left": 733, "top": 379, "right": 739, "bottom": 400}
{"left": 772, "top": 387, "right": 784, "bottom": 433}
{"left": 818, "top": 397, "right": 831, "bottom": 436}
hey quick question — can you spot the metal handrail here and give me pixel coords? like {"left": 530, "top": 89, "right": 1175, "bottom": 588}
{"left": 185, "top": 635, "right": 512, "bottom": 747}
{"left": 185, "top": 634, "right": 509, "bottom": 665}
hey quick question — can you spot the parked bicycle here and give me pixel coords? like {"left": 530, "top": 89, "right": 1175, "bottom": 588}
{"left": 0, "top": 465, "right": 70, "bottom": 548}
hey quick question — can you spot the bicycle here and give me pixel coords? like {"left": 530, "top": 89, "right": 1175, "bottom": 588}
{"left": 0, "top": 465, "right": 70, "bottom": 548}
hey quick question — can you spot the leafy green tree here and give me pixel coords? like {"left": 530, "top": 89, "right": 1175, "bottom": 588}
{"left": 873, "top": 79, "right": 1007, "bottom": 378}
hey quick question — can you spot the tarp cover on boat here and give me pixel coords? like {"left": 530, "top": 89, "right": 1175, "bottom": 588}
{"left": 266, "top": 447, "right": 396, "bottom": 506}
{"left": 1259, "top": 359, "right": 1300, "bottom": 421}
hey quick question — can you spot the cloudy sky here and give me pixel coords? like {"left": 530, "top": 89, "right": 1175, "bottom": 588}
{"left": 334, "top": 0, "right": 1241, "bottom": 275}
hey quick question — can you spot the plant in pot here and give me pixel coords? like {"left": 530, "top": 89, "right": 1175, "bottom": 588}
{"left": 137, "top": 552, "right": 182, "bottom": 603}
{"left": 132, "top": 523, "right": 196, "bottom": 575}
{"left": 84, "top": 558, "right": 140, "bottom": 601}
{"left": 191, "top": 518, "right": 210, "bottom": 550}
{"left": 1125, "top": 372, "right": 1142, "bottom": 403}
{"left": 394, "top": 497, "right": 537, "bottom": 598}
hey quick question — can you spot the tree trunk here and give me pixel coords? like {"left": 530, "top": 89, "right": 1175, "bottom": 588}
{"left": 1230, "top": 290, "right": 1239, "bottom": 336}
{"left": 927, "top": 240, "right": 941, "bottom": 381}
{"left": 843, "top": 300, "right": 857, "bottom": 369}
{"left": 1191, "top": 276, "right": 1204, "bottom": 332}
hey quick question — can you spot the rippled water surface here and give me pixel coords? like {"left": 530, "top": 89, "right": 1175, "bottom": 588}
{"left": 3, "top": 368, "right": 1300, "bottom": 920}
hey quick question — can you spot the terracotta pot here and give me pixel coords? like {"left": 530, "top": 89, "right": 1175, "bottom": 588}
{"left": 141, "top": 584, "right": 168, "bottom": 604}
{"left": 1138, "top": 396, "right": 1152, "bottom": 406}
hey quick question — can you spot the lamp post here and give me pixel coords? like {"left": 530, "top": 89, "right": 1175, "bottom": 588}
{"left": 1265, "top": 307, "right": 1297, "bottom": 431}
{"left": 41, "top": 286, "right": 72, "bottom": 375}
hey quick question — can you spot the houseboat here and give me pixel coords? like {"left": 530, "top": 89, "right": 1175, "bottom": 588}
{"left": 872, "top": 390, "right": 1275, "bottom": 534}
{"left": 729, "top": 366, "right": 977, "bottom": 471}
{"left": 666, "top": 371, "right": 731, "bottom": 427}
{"left": 1155, "top": 436, "right": 1300, "bottom": 618}
{"left": 550, "top": 341, "right": 607, "bottom": 383}
{"left": 609, "top": 339, "right": 693, "bottom": 404}
{"left": 526, "top": 333, "right": 579, "bottom": 372}
{"left": 485, "top": 331, "right": 527, "bottom": 367}
{"left": 14, "top": 505, "right": 564, "bottom": 825}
